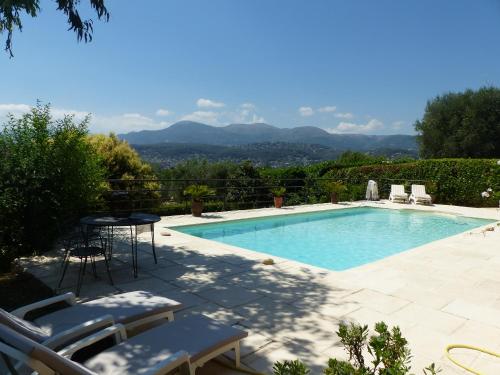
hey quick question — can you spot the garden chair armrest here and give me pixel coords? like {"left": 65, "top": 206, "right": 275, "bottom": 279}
{"left": 42, "top": 315, "right": 115, "bottom": 350}
{"left": 11, "top": 293, "right": 76, "bottom": 319}
{"left": 58, "top": 324, "right": 127, "bottom": 359}
{"left": 142, "top": 351, "right": 191, "bottom": 375}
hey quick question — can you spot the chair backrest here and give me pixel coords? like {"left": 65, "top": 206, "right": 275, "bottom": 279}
{"left": 411, "top": 184, "right": 426, "bottom": 196}
{"left": 0, "top": 323, "right": 95, "bottom": 375}
{"left": 391, "top": 185, "right": 405, "bottom": 195}
{"left": 0, "top": 309, "right": 49, "bottom": 343}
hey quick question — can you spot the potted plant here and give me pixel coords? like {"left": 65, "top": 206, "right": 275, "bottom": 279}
{"left": 323, "top": 181, "right": 347, "bottom": 204}
{"left": 183, "top": 184, "right": 215, "bottom": 217}
{"left": 270, "top": 187, "right": 286, "bottom": 208}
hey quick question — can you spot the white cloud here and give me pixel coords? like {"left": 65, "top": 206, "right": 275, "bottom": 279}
{"left": 240, "top": 103, "right": 256, "bottom": 110}
{"left": 334, "top": 112, "right": 354, "bottom": 119}
{"left": 181, "top": 111, "right": 219, "bottom": 125}
{"left": 212, "top": 103, "right": 264, "bottom": 124}
{"left": 155, "top": 108, "right": 172, "bottom": 116}
{"left": 196, "top": 98, "right": 225, "bottom": 108}
{"left": 391, "top": 120, "right": 405, "bottom": 130}
{"left": 0, "top": 104, "right": 91, "bottom": 121}
{"left": 327, "top": 119, "right": 384, "bottom": 134}
{"left": 91, "top": 113, "right": 170, "bottom": 133}
{"left": 0, "top": 103, "right": 32, "bottom": 114}
{"left": 0, "top": 103, "right": 92, "bottom": 127}
{"left": 0, "top": 101, "right": 267, "bottom": 133}
{"left": 52, "top": 108, "right": 91, "bottom": 121}
{"left": 318, "top": 106, "right": 337, "bottom": 113}
{"left": 299, "top": 106, "right": 314, "bottom": 117}
{"left": 0, "top": 103, "right": 171, "bottom": 133}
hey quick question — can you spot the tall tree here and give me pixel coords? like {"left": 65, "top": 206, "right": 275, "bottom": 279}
{"left": 415, "top": 87, "right": 500, "bottom": 158}
{"left": 0, "top": 0, "right": 109, "bottom": 57}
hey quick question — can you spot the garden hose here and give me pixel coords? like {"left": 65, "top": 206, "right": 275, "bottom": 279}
{"left": 445, "top": 344, "right": 500, "bottom": 375}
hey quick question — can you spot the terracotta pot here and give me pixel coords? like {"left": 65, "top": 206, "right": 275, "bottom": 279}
{"left": 330, "top": 192, "right": 338, "bottom": 204}
{"left": 191, "top": 200, "right": 203, "bottom": 217}
{"left": 274, "top": 196, "right": 283, "bottom": 208}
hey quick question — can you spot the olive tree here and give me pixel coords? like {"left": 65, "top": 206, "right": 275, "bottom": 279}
{"left": 0, "top": 0, "right": 109, "bottom": 57}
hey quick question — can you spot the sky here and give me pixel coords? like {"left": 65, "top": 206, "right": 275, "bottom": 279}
{"left": 1, "top": 0, "right": 500, "bottom": 135}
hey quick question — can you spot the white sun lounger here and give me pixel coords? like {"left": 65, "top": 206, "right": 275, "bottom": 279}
{"left": 1, "top": 291, "right": 182, "bottom": 350}
{"left": 0, "top": 314, "right": 247, "bottom": 375}
{"left": 409, "top": 184, "right": 432, "bottom": 205}
{"left": 389, "top": 184, "right": 408, "bottom": 203}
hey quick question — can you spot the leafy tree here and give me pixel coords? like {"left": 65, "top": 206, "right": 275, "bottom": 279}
{"left": 88, "top": 133, "right": 155, "bottom": 180}
{"left": 87, "top": 133, "right": 160, "bottom": 212}
{"left": 0, "top": 0, "right": 109, "bottom": 57}
{"left": 415, "top": 87, "right": 500, "bottom": 158}
{"left": 0, "top": 103, "right": 105, "bottom": 271}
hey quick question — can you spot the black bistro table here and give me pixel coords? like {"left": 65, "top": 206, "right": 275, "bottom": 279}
{"left": 80, "top": 213, "right": 161, "bottom": 278}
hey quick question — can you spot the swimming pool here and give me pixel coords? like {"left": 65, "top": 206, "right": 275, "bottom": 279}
{"left": 173, "top": 207, "right": 494, "bottom": 271}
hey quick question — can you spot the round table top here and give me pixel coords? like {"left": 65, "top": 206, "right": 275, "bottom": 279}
{"left": 80, "top": 213, "right": 161, "bottom": 227}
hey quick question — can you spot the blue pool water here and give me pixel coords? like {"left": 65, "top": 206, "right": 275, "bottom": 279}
{"left": 173, "top": 207, "right": 494, "bottom": 271}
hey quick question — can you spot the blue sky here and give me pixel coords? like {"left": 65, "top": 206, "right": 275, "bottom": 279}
{"left": 1, "top": 0, "right": 500, "bottom": 135}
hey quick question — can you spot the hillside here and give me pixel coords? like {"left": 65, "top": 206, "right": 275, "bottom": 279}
{"left": 119, "top": 121, "right": 418, "bottom": 151}
{"left": 133, "top": 142, "right": 417, "bottom": 167}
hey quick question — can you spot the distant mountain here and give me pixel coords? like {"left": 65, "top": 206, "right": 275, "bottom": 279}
{"left": 133, "top": 142, "right": 417, "bottom": 168}
{"left": 119, "top": 121, "right": 418, "bottom": 151}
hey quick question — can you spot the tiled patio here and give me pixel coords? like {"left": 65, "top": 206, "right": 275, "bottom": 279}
{"left": 21, "top": 202, "right": 500, "bottom": 374}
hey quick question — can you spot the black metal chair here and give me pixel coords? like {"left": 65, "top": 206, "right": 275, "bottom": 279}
{"left": 57, "top": 227, "right": 113, "bottom": 297}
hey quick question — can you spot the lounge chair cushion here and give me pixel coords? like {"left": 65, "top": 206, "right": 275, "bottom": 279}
{"left": 84, "top": 315, "right": 247, "bottom": 375}
{"left": 34, "top": 291, "right": 182, "bottom": 335}
{"left": 411, "top": 185, "right": 431, "bottom": 199}
{"left": 0, "top": 324, "right": 95, "bottom": 375}
{"left": 0, "top": 308, "right": 50, "bottom": 343}
{"left": 390, "top": 185, "right": 407, "bottom": 197}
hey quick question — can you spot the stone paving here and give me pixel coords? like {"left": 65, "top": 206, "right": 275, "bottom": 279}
{"left": 21, "top": 202, "right": 500, "bottom": 374}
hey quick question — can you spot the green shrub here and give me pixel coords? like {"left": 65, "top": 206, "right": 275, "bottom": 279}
{"left": 154, "top": 200, "right": 224, "bottom": 216}
{"left": 88, "top": 133, "right": 161, "bottom": 213}
{"left": 324, "top": 159, "right": 500, "bottom": 207}
{"left": 273, "top": 322, "right": 440, "bottom": 375}
{"left": 0, "top": 104, "right": 105, "bottom": 271}
{"left": 273, "top": 359, "right": 310, "bottom": 375}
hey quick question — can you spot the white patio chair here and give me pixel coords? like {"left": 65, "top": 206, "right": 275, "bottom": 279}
{"left": 389, "top": 185, "right": 409, "bottom": 203}
{"left": 409, "top": 184, "right": 432, "bottom": 205}
{"left": 1, "top": 291, "right": 182, "bottom": 350}
{"left": 0, "top": 323, "right": 190, "bottom": 375}
{"left": 0, "top": 313, "right": 247, "bottom": 375}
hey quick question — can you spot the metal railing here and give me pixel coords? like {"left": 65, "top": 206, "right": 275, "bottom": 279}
{"left": 90, "top": 177, "right": 433, "bottom": 216}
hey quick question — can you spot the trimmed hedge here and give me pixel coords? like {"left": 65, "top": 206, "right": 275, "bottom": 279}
{"left": 324, "top": 159, "right": 500, "bottom": 207}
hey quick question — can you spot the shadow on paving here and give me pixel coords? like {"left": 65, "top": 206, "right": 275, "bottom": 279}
{"left": 18, "top": 232, "right": 356, "bottom": 374}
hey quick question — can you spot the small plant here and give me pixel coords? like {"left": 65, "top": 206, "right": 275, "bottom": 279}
{"left": 271, "top": 322, "right": 442, "bottom": 375}
{"left": 337, "top": 322, "right": 369, "bottom": 370}
{"left": 183, "top": 184, "right": 215, "bottom": 217}
{"left": 271, "top": 187, "right": 286, "bottom": 208}
{"left": 323, "top": 181, "right": 348, "bottom": 194}
{"left": 183, "top": 184, "right": 215, "bottom": 202}
{"left": 423, "top": 363, "right": 441, "bottom": 375}
{"left": 323, "top": 321, "right": 441, "bottom": 375}
{"left": 271, "top": 187, "right": 287, "bottom": 197}
{"left": 273, "top": 359, "right": 310, "bottom": 375}
{"left": 323, "top": 181, "right": 347, "bottom": 203}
